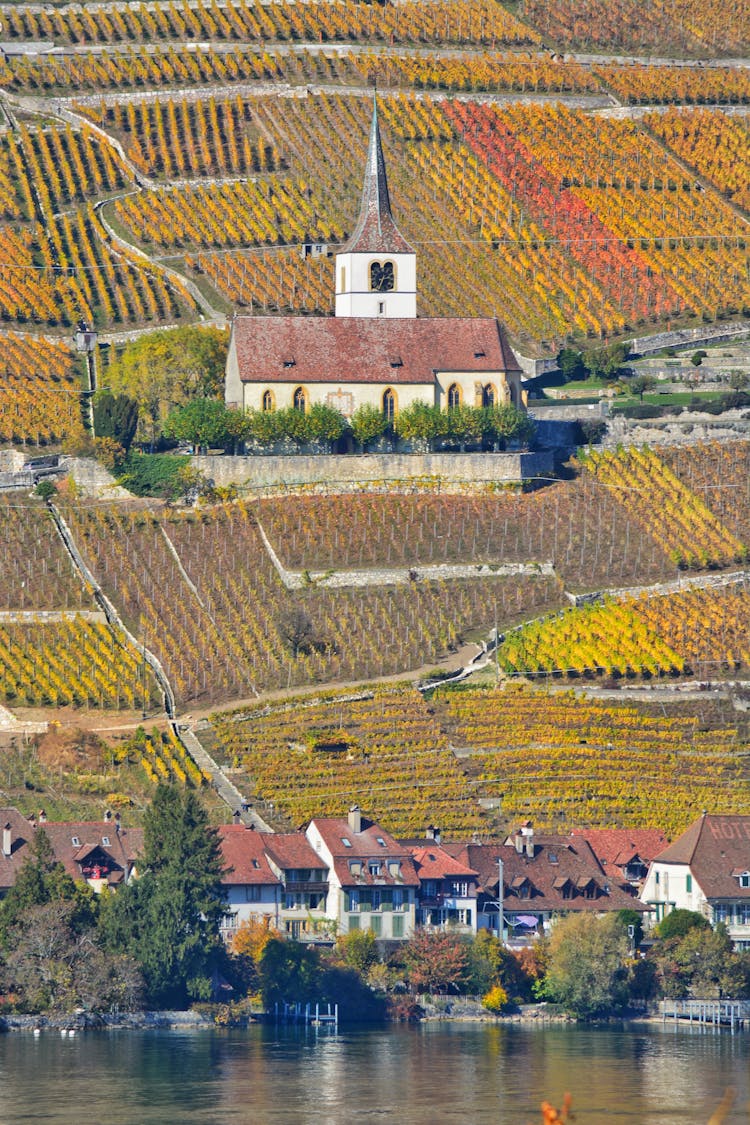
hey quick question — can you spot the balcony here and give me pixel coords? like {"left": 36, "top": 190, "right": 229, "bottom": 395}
{"left": 285, "top": 880, "right": 329, "bottom": 894}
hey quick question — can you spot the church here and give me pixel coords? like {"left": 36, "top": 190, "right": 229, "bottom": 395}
{"left": 224, "top": 100, "right": 525, "bottom": 420}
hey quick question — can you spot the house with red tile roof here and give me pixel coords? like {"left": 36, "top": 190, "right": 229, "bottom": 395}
{"left": 217, "top": 824, "right": 281, "bottom": 939}
{"left": 571, "top": 828, "right": 668, "bottom": 895}
{"left": 641, "top": 813, "right": 750, "bottom": 947}
{"left": 225, "top": 100, "right": 524, "bottom": 424}
{"left": 305, "top": 807, "right": 419, "bottom": 941}
{"left": 407, "top": 842, "right": 479, "bottom": 934}
{"left": 263, "top": 832, "right": 331, "bottom": 942}
{"left": 447, "top": 823, "right": 648, "bottom": 945}
{"left": 0, "top": 808, "right": 143, "bottom": 895}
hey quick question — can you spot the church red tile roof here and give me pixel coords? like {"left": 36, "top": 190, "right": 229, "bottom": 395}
{"left": 230, "top": 315, "right": 521, "bottom": 385}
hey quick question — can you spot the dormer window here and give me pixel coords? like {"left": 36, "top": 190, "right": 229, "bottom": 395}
{"left": 388, "top": 861, "right": 401, "bottom": 878}
{"left": 102, "top": 836, "right": 110, "bottom": 847}
{"left": 71, "top": 836, "right": 80, "bottom": 847}
{"left": 741, "top": 873, "right": 750, "bottom": 889}
{"left": 368, "top": 862, "right": 381, "bottom": 877}
{"left": 350, "top": 861, "right": 362, "bottom": 876}
{"left": 548, "top": 852, "right": 559, "bottom": 865}
{"left": 283, "top": 359, "right": 296, "bottom": 369}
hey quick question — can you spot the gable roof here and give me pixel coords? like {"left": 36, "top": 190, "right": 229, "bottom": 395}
{"left": 308, "top": 816, "right": 420, "bottom": 887}
{"left": 37, "top": 820, "right": 143, "bottom": 886}
{"left": 217, "top": 825, "right": 280, "bottom": 886}
{"left": 0, "top": 808, "right": 37, "bottom": 890}
{"left": 262, "top": 832, "right": 328, "bottom": 873}
{"left": 409, "top": 844, "right": 479, "bottom": 883}
{"left": 651, "top": 814, "right": 750, "bottom": 900}
{"left": 345, "top": 98, "right": 414, "bottom": 256}
{"left": 229, "top": 315, "right": 521, "bottom": 386}
{"left": 572, "top": 828, "right": 669, "bottom": 873}
{"left": 450, "top": 836, "right": 648, "bottom": 914}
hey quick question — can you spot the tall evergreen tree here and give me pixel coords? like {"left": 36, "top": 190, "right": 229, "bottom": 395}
{"left": 101, "top": 785, "right": 227, "bottom": 1008}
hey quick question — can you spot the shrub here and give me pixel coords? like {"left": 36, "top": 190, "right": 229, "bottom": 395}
{"left": 481, "top": 984, "right": 509, "bottom": 1014}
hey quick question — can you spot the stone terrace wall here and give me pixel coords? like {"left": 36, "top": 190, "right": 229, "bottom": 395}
{"left": 193, "top": 451, "right": 554, "bottom": 491}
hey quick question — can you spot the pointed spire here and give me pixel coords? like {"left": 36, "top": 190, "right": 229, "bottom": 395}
{"left": 345, "top": 96, "right": 414, "bottom": 255}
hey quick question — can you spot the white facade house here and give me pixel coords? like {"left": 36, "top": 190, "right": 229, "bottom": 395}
{"left": 305, "top": 807, "right": 419, "bottom": 941}
{"left": 218, "top": 825, "right": 281, "bottom": 941}
{"left": 641, "top": 813, "right": 750, "bottom": 948}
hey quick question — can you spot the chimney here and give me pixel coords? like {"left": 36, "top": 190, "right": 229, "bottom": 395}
{"left": 38, "top": 809, "right": 47, "bottom": 823}
{"left": 425, "top": 824, "right": 441, "bottom": 844}
{"left": 514, "top": 834, "right": 524, "bottom": 854}
{"left": 525, "top": 825, "right": 535, "bottom": 859}
{"left": 114, "top": 811, "right": 121, "bottom": 835}
{"left": 348, "top": 805, "right": 362, "bottom": 834}
{"left": 104, "top": 809, "right": 112, "bottom": 823}
{"left": 2, "top": 823, "right": 11, "bottom": 858}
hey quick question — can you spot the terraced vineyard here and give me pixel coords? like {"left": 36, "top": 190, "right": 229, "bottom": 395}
{"left": 0, "top": 495, "right": 91, "bottom": 609}
{"left": 435, "top": 684, "right": 750, "bottom": 838}
{"left": 63, "top": 500, "right": 562, "bottom": 706}
{"left": 210, "top": 686, "right": 485, "bottom": 836}
{"left": 0, "top": 614, "right": 159, "bottom": 709}
{"left": 205, "top": 682, "right": 750, "bottom": 838}
{"left": 496, "top": 580, "right": 750, "bottom": 680}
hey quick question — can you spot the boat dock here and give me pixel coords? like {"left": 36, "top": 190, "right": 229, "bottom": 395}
{"left": 274, "top": 1001, "right": 339, "bottom": 1030}
{"left": 660, "top": 999, "right": 750, "bottom": 1032}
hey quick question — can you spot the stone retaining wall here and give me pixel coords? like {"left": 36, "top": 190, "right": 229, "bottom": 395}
{"left": 192, "top": 450, "right": 554, "bottom": 490}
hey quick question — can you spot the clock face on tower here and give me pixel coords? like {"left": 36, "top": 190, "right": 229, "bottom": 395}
{"left": 370, "top": 260, "right": 395, "bottom": 292}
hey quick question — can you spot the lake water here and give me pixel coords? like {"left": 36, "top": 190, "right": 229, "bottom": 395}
{"left": 0, "top": 1021, "right": 748, "bottom": 1124}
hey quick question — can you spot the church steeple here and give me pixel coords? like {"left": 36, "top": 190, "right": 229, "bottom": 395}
{"left": 346, "top": 98, "right": 414, "bottom": 256}
{"left": 334, "top": 96, "right": 417, "bottom": 319}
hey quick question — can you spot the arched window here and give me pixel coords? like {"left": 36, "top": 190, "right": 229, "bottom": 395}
{"left": 293, "top": 386, "right": 307, "bottom": 413}
{"left": 447, "top": 383, "right": 461, "bottom": 410}
{"left": 482, "top": 383, "right": 496, "bottom": 408}
{"left": 383, "top": 388, "right": 396, "bottom": 421}
{"left": 262, "top": 390, "right": 274, "bottom": 412}
{"left": 370, "top": 260, "right": 395, "bottom": 293}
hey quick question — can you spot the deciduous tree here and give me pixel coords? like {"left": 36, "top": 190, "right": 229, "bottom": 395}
{"left": 541, "top": 913, "right": 629, "bottom": 1018}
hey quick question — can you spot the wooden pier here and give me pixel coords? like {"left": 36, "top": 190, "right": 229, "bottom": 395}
{"left": 661, "top": 999, "right": 750, "bottom": 1032}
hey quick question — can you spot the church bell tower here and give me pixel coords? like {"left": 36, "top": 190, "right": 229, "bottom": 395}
{"left": 335, "top": 99, "right": 417, "bottom": 319}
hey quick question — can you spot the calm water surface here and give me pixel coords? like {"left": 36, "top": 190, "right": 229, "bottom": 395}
{"left": 0, "top": 1022, "right": 748, "bottom": 1124}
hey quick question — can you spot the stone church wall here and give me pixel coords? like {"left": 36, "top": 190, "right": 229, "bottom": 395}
{"left": 192, "top": 450, "right": 554, "bottom": 491}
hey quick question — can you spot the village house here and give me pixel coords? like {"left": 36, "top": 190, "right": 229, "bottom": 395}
{"left": 305, "top": 807, "right": 419, "bottom": 941}
{"left": 400, "top": 828, "right": 479, "bottom": 933}
{"left": 446, "top": 823, "right": 648, "bottom": 945}
{"left": 571, "top": 827, "right": 669, "bottom": 896}
{"left": 0, "top": 807, "right": 142, "bottom": 896}
{"left": 262, "top": 831, "right": 331, "bottom": 942}
{"left": 640, "top": 813, "right": 750, "bottom": 948}
{"left": 224, "top": 100, "right": 525, "bottom": 421}
{"left": 217, "top": 824, "right": 281, "bottom": 940}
